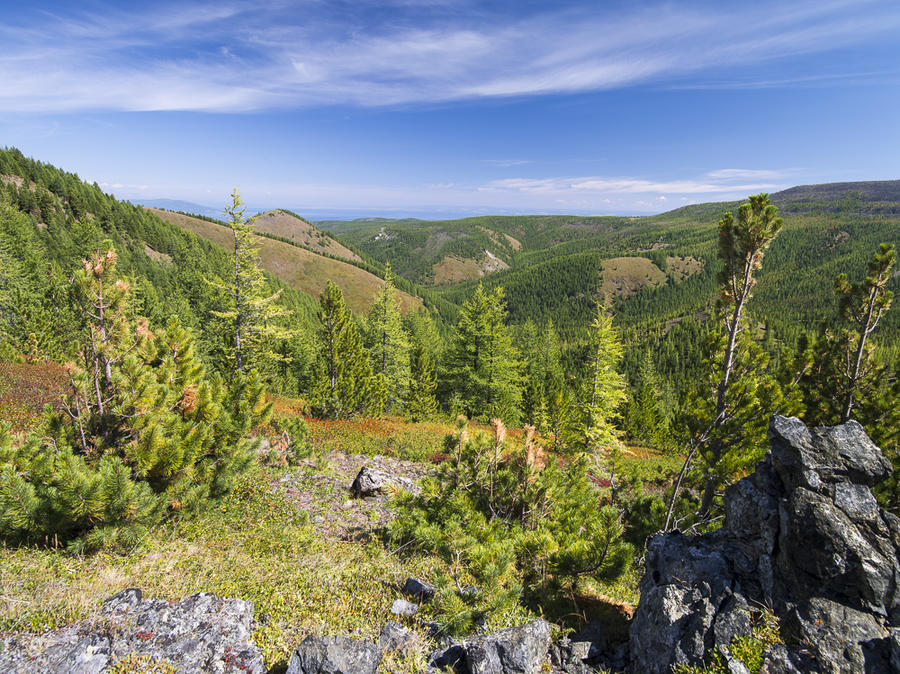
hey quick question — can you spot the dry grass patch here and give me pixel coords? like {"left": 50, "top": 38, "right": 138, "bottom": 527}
{"left": 252, "top": 210, "right": 361, "bottom": 262}
{"left": 600, "top": 256, "right": 667, "bottom": 298}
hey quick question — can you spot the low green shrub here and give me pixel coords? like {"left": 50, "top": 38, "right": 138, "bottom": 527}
{"left": 389, "top": 417, "right": 632, "bottom": 634}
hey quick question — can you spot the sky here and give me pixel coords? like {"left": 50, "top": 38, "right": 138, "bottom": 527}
{"left": 2, "top": 0, "right": 899, "bottom": 219}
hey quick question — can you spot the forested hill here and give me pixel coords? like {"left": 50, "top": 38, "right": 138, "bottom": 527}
{"left": 0, "top": 147, "right": 326, "bottom": 388}
{"left": 320, "top": 182, "right": 900, "bottom": 354}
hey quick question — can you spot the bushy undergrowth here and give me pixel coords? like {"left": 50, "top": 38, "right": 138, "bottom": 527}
{"left": 388, "top": 417, "right": 632, "bottom": 635}
{"left": 305, "top": 415, "right": 449, "bottom": 461}
{"left": 0, "top": 248, "right": 270, "bottom": 552}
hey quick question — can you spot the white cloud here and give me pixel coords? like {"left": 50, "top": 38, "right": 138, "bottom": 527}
{"left": 0, "top": 0, "right": 898, "bottom": 112}
{"left": 485, "top": 175, "right": 781, "bottom": 196}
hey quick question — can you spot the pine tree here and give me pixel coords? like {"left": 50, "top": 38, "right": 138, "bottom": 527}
{"left": 364, "top": 268, "right": 410, "bottom": 413}
{"left": 833, "top": 243, "right": 895, "bottom": 422}
{"left": 520, "top": 320, "right": 566, "bottom": 436}
{"left": 792, "top": 244, "right": 898, "bottom": 514}
{"left": 1, "top": 252, "right": 268, "bottom": 550}
{"left": 212, "top": 189, "right": 294, "bottom": 378}
{"left": 568, "top": 302, "right": 627, "bottom": 455}
{"left": 312, "top": 281, "right": 376, "bottom": 418}
{"left": 667, "top": 194, "right": 784, "bottom": 526}
{"left": 405, "top": 342, "right": 439, "bottom": 421}
{"left": 624, "top": 348, "right": 671, "bottom": 449}
{"left": 445, "top": 282, "right": 521, "bottom": 424}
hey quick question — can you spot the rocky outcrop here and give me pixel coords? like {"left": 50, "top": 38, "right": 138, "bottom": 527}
{"left": 350, "top": 466, "right": 418, "bottom": 497}
{"left": 286, "top": 634, "right": 381, "bottom": 674}
{"left": 428, "top": 618, "right": 552, "bottom": 674}
{"left": 0, "top": 588, "right": 264, "bottom": 673}
{"left": 403, "top": 576, "right": 437, "bottom": 602}
{"left": 630, "top": 416, "right": 900, "bottom": 674}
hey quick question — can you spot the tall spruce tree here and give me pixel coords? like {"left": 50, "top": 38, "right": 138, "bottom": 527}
{"left": 520, "top": 320, "right": 566, "bottom": 436}
{"left": 624, "top": 348, "right": 671, "bottom": 449}
{"left": 212, "top": 189, "right": 294, "bottom": 378}
{"left": 405, "top": 341, "right": 439, "bottom": 421}
{"left": 312, "top": 281, "right": 376, "bottom": 418}
{"left": 445, "top": 282, "right": 521, "bottom": 424}
{"left": 571, "top": 302, "right": 626, "bottom": 454}
{"left": 667, "top": 194, "right": 784, "bottom": 526}
{"left": 364, "top": 269, "right": 410, "bottom": 413}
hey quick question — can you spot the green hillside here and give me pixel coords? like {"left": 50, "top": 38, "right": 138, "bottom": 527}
{"left": 321, "top": 188, "right": 900, "bottom": 355}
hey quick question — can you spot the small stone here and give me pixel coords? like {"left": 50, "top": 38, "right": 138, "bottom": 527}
{"left": 391, "top": 599, "right": 418, "bottom": 618}
{"left": 402, "top": 577, "right": 436, "bottom": 602}
{"left": 378, "top": 620, "right": 416, "bottom": 655}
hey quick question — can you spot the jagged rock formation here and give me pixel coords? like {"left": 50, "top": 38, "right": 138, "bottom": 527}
{"left": 0, "top": 589, "right": 264, "bottom": 673}
{"left": 630, "top": 416, "right": 900, "bottom": 674}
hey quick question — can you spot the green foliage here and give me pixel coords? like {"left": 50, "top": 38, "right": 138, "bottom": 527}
{"left": 311, "top": 282, "right": 378, "bottom": 418}
{"left": 266, "top": 414, "right": 314, "bottom": 465}
{"left": 364, "top": 269, "right": 410, "bottom": 413}
{"left": 389, "top": 418, "right": 631, "bottom": 634}
{"left": 789, "top": 244, "right": 898, "bottom": 513}
{"left": 519, "top": 320, "right": 567, "bottom": 438}
{"left": 570, "top": 303, "right": 627, "bottom": 454}
{"left": 443, "top": 283, "right": 522, "bottom": 424}
{"left": 0, "top": 252, "right": 269, "bottom": 551}
{"left": 670, "top": 195, "right": 788, "bottom": 523}
{"left": 674, "top": 611, "right": 782, "bottom": 674}
{"left": 210, "top": 190, "right": 296, "bottom": 378}
{"left": 405, "top": 342, "right": 439, "bottom": 422}
{"left": 623, "top": 349, "right": 675, "bottom": 450}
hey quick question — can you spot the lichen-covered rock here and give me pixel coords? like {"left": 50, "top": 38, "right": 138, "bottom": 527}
{"left": 462, "top": 618, "right": 551, "bottom": 674}
{"left": 350, "top": 466, "right": 417, "bottom": 497}
{"left": 286, "top": 634, "right": 381, "bottom": 674}
{"left": 0, "top": 588, "right": 264, "bottom": 673}
{"left": 629, "top": 416, "right": 900, "bottom": 674}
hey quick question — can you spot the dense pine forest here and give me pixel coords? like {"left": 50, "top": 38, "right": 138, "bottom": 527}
{"left": 1, "top": 147, "right": 898, "bottom": 671}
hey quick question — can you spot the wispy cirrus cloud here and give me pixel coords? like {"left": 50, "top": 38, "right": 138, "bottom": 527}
{"left": 1, "top": 0, "right": 899, "bottom": 112}
{"left": 482, "top": 175, "right": 783, "bottom": 196}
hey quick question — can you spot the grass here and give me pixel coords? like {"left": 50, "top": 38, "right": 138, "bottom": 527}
{"left": 251, "top": 209, "right": 361, "bottom": 262}
{"left": 0, "top": 465, "right": 449, "bottom": 670}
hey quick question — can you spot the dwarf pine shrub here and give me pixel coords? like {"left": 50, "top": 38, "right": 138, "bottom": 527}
{"left": 389, "top": 417, "right": 632, "bottom": 634}
{"left": 0, "top": 246, "right": 270, "bottom": 552}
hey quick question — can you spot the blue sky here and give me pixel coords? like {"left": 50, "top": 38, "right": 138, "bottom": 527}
{"left": 2, "top": 0, "right": 899, "bottom": 218}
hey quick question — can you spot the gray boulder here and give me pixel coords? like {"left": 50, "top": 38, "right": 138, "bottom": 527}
{"left": 629, "top": 416, "right": 900, "bottom": 674}
{"left": 403, "top": 577, "right": 437, "bottom": 601}
{"left": 462, "top": 618, "right": 551, "bottom": 674}
{"left": 0, "top": 588, "right": 264, "bottom": 673}
{"left": 378, "top": 620, "right": 417, "bottom": 655}
{"left": 287, "top": 634, "right": 381, "bottom": 674}
{"left": 350, "top": 466, "right": 417, "bottom": 497}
